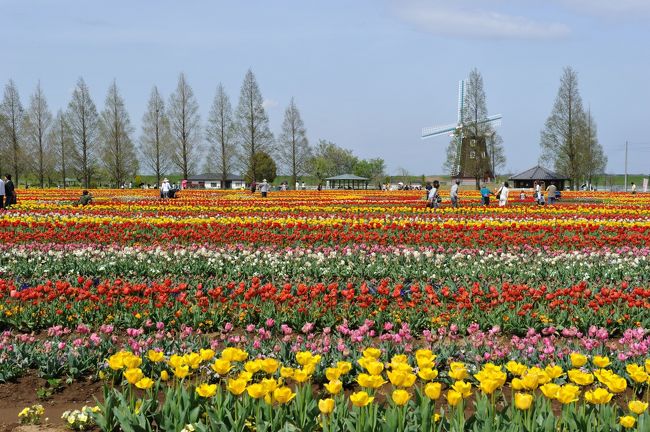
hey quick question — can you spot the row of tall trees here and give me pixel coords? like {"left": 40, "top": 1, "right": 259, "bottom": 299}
{"left": 540, "top": 67, "right": 607, "bottom": 189}
{"left": 0, "top": 70, "right": 384, "bottom": 190}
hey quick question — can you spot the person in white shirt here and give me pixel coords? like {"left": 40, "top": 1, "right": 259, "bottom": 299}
{"left": 260, "top": 179, "right": 270, "bottom": 197}
{"left": 160, "top": 178, "right": 171, "bottom": 199}
{"left": 427, "top": 180, "right": 440, "bottom": 209}
{"left": 631, "top": 182, "right": 637, "bottom": 194}
{"left": 450, "top": 179, "right": 460, "bottom": 208}
{"left": 498, "top": 182, "right": 510, "bottom": 207}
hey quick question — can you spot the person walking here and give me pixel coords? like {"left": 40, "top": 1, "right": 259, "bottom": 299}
{"left": 427, "top": 180, "right": 441, "bottom": 209}
{"left": 546, "top": 182, "right": 557, "bottom": 205}
{"left": 498, "top": 181, "right": 510, "bottom": 207}
{"left": 260, "top": 179, "right": 269, "bottom": 198}
{"left": 0, "top": 176, "right": 4, "bottom": 210}
{"left": 450, "top": 179, "right": 460, "bottom": 208}
{"left": 160, "top": 178, "right": 171, "bottom": 199}
{"left": 4, "top": 175, "right": 15, "bottom": 208}
{"left": 631, "top": 182, "right": 637, "bottom": 194}
{"left": 480, "top": 184, "right": 492, "bottom": 206}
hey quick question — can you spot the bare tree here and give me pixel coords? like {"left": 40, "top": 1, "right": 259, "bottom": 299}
{"left": 540, "top": 67, "right": 588, "bottom": 189}
{"left": 99, "top": 80, "right": 138, "bottom": 187}
{"left": 278, "top": 98, "right": 311, "bottom": 189}
{"left": 168, "top": 73, "right": 201, "bottom": 179}
{"left": 67, "top": 77, "right": 100, "bottom": 188}
{"left": 579, "top": 108, "right": 607, "bottom": 186}
{"left": 49, "top": 110, "right": 72, "bottom": 188}
{"left": 23, "top": 82, "right": 53, "bottom": 188}
{"left": 0, "top": 80, "right": 25, "bottom": 185}
{"left": 234, "top": 69, "right": 274, "bottom": 182}
{"left": 205, "top": 83, "right": 236, "bottom": 187}
{"left": 140, "top": 86, "right": 173, "bottom": 186}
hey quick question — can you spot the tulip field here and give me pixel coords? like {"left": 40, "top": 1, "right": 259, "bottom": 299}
{"left": 1, "top": 188, "right": 649, "bottom": 431}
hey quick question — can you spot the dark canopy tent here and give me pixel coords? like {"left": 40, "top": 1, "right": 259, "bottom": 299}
{"left": 509, "top": 165, "right": 569, "bottom": 190}
{"left": 325, "top": 174, "right": 369, "bottom": 190}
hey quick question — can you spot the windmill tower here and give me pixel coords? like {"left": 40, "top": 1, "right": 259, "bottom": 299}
{"left": 421, "top": 80, "right": 502, "bottom": 179}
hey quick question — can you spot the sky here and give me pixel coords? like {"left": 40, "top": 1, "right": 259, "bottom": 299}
{"left": 2, "top": 0, "right": 650, "bottom": 176}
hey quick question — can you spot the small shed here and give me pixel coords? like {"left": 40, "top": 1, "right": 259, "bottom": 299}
{"left": 186, "top": 173, "right": 246, "bottom": 189}
{"left": 509, "top": 166, "right": 569, "bottom": 190}
{"left": 325, "top": 174, "right": 369, "bottom": 190}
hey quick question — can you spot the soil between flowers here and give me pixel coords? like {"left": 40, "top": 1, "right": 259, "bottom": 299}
{"left": 0, "top": 374, "right": 102, "bottom": 431}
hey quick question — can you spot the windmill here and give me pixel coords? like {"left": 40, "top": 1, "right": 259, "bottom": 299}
{"left": 421, "top": 80, "right": 502, "bottom": 179}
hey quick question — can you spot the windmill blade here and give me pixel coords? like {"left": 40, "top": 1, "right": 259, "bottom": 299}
{"left": 421, "top": 123, "right": 459, "bottom": 139}
{"left": 457, "top": 80, "right": 465, "bottom": 124}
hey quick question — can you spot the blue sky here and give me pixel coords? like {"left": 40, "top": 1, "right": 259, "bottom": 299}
{"left": 2, "top": 0, "right": 650, "bottom": 176}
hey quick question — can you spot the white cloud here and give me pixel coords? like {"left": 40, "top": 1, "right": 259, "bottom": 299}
{"left": 394, "top": 1, "right": 570, "bottom": 39}
{"left": 262, "top": 99, "right": 279, "bottom": 110}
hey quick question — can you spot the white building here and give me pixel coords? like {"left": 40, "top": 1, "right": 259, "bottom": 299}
{"left": 186, "top": 173, "right": 246, "bottom": 189}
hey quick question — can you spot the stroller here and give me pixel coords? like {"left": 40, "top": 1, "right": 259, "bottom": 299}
{"left": 169, "top": 188, "right": 180, "bottom": 199}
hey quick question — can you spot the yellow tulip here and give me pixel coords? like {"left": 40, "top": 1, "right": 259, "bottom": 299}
{"left": 446, "top": 390, "right": 462, "bottom": 407}
{"left": 479, "top": 379, "right": 502, "bottom": 395}
{"left": 324, "top": 380, "right": 343, "bottom": 395}
{"left": 628, "top": 400, "right": 648, "bottom": 415}
{"left": 160, "top": 370, "right": 169, "bottom": 381}
{"left": 319, "top": 398, "right": 335, "bottom": 414}
{"left": 337, "top": 361, "right": 353, "bottom": 374}
{"left": 514, "top": 392, "right": 533, "bottom": 410}
{"left": 570, "top": 352, "right": 587, "bottom": 368}
{"left": 123, "top": 354, "right": 143, "bottom": 370}
{"left": 199, "top": 349, "right": 216, "bottom": 362}
{"left": 244, "top": 360, "right": 262, "bottom": 374}
{"left": 362, "top": 347, "right": 382, "bottom": 359}
{"left": 296, "top": 351, "right": 317, "bottom": 366}
{"left": 273, "top": 387, "right": 295, "bottom": 404}
{"left": 107, "top": 353, "right": 125, "bottom": 370}
{"left": 325, "top": 367, "right": 342, "bottom": 381}
{"left": 246, "top": 383, "right": 268, "bottom": 399}
{"left": 391, "top": 389, "right": 410, "bottom": 406}
{"left": 147, "top": 350, "right": 165, "bottom": 363}
{"left": 173, "top": 365, "right": 190, "bottom": 379}
{"left": 539, "top": 383, "right": 560, "bottom": 400}
{"left": 506, "top": 361, "right": 527, "bottom": 376}
{"left": 280, "top": 367, "right": 294, "bottom": 378}
{"left": 448, "top": 362, "right": 468, "bottom": 381}
{"left": 227, "top": 378, "right": 247, "bottom": 395}
{"left": 592, "top": 356, "right": 610, "bottom": 368}
{"left": 135, "top": 377, "right": 154, "bottom": 390}
{"left": 365, "top": 361, "right": 384, "bottom": 376}
{"left": 350, "top": 391, "right": 374, "bottom": 407}
{"left": 604, "top": 376, "right": 627, "bottom": 393}
{"left": 511, "top": 378, "right": 524, "bottom": 391}
{"left": 357, "top": 373, "right": 387, "bottom": 389}
{"left": 292, "top": 369, "right": 311, "bottom": 383}
{"left": 418, "top": 368, "right": 439, "bottom": 381}
{"left": 184, "top": 353, "right": 202, "bottom": 370}
{"left": 196, "top": 383, "right": 217, "bottom": 398}
{"left": 619, "top": 416, "right": 636, "bottom": 429}
{"left": 221, "top": 347, "right": 248, "bottom": 362}
{"left": 261, "top": 378, "right": 279, "bottom": 393}
{"left": 123, "top": 368, "right": 144, "bottom": 385}
{"left": 424, "top": 382, "right": 441, "bottom": 400}
{"left": 237, "top": 371, "right": 253, "bottom": 382}
{"left": 544, "top": 364, "right": 563, "bottom": 379}
{"left": 568, "top": 369, "right": 594, "bottom": 386}
{"left": 585, "top": 388, "right": 612, "bottom": 404}
{"left": 211, "top": 359, "right": 233, "bottom": 375}
{"left": 415, "top": 349, "right": 435, "bottom": 363}
{"left": 556, "top": 384, "right": 580, "bottom": 404}
{"left": 168, "top": 354, "right": 186, "bottom": 369}
{"left": 451, "top": 381, "right": 472, "bottom": 398}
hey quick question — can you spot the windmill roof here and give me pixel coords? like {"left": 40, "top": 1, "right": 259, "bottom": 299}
{"left": 509, "top": 165, "right": 569, "bottom": 181}
{"left": 325, "top": 174, "right": 369, "bottom": 181}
